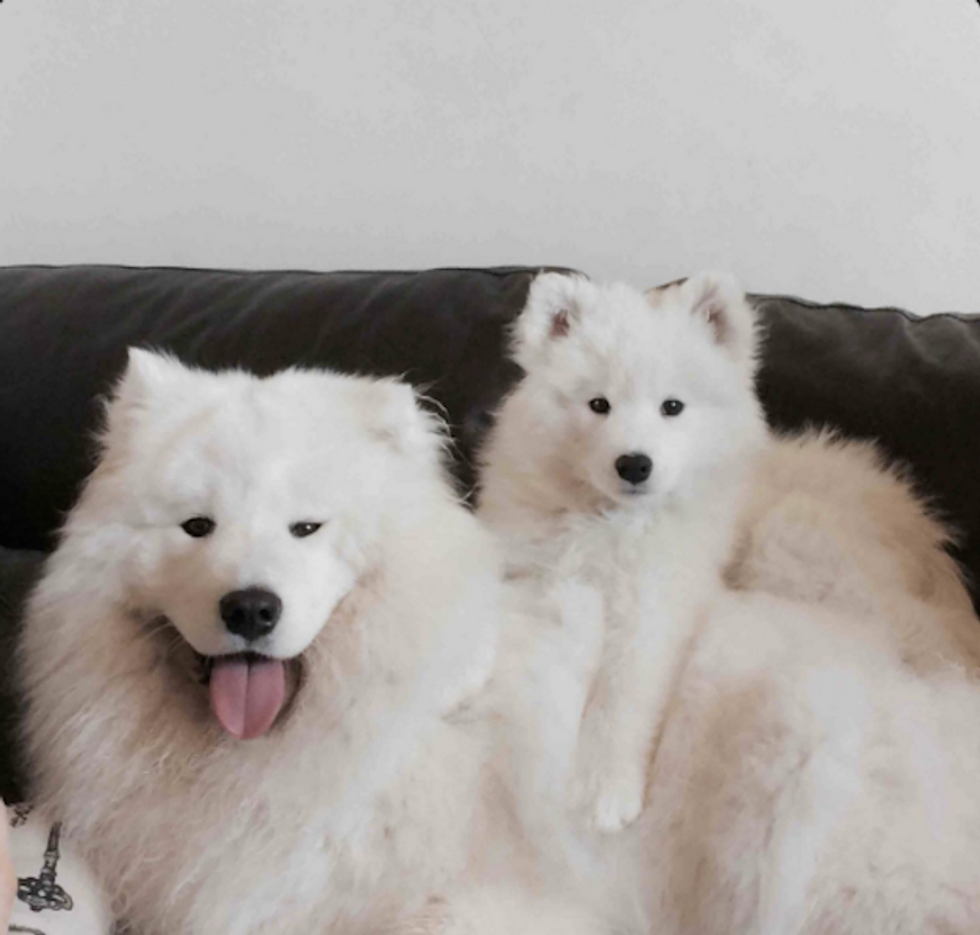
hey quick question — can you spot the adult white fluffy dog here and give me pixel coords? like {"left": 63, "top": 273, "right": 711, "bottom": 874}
{"left": 20, "top": 352, "right": 510, "bottom": 935}
{"left": 475, "top": 272, "right": 980, "bottom": 934}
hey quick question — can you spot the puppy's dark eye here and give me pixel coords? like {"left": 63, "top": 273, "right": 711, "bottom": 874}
{"left": 181, "top": 517, "right": 215, "bottom": 538}
{"left": 588, "top": 397, "right": 611, "bottom": 415}
{"left": 290, "top": 522, "right": 322, "bottom": 539}
{"left": 661, "top": 399, "right": 685, "bottom": 417}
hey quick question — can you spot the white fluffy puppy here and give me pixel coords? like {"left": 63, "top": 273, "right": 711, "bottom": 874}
{"left": 479, "top": 271, "right": 768, "bottom": 832}
{"left": 20, "top": 352, "right": 502, "bottom": 935}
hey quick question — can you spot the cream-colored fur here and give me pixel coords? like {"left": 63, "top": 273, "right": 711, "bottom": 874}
{"left": 477, "top": 579, "right": 980, "bottom": 935}
{"left": 728, "top": 429, "right": 980, "bottom": 669}
{"left": 478, "top": 453, "right": 980, "bottom": 935}
{"left": 20, "top": 354, "right": 505, "bottom": 935}
{"left": 479, "top": 271, "right": 768, "bottom": 832}
{"left": 631, "top": 588, "right": 980, "bottom": 934}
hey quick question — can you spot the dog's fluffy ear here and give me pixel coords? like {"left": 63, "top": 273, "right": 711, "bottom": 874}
{"left": 512, "top": 272, "right": 589, "bottom": 371}
{"left": 97, "top": 348, "right": 198, "bottom": 452}
{"left": 116, "top": 348, "right": 190, "bottom": 403}
{"left": 677, "top": 272, "right": 757, "bottom": 365}
{"left": 106, "top": 348, "right": 193, "bottom": 427}
{"left": 359, "top": 378, "right": 446, "bottom": 464}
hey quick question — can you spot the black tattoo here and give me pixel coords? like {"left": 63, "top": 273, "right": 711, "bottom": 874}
{"left": 16, "top": 823, "right": 74, "bottom": 914}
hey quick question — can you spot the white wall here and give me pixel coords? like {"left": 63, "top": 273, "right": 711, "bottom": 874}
{"left": 1, "top": 0, "right": 978, "bottom": 312}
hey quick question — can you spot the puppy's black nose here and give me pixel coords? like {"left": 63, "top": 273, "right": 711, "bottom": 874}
{"left": 615, "top": 453, "right": 653, "bottom": 486}
{"left": 220, "top": 588, "right": 282, "bottom": 642}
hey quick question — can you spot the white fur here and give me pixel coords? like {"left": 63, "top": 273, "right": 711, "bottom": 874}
{"left": 484, "top": 579, "right": 980, "bottom": 934}
{"left": 628, "top": 588, "right": 980, "bottom": 934}
{"left": 20, "top": 353, "right": 505, "bottom": 934}
{"left": 479, "top": 271, "right": 768, "bottom": 832}
{"left": 625, "top": 425, "right": 980, "bottom": 932}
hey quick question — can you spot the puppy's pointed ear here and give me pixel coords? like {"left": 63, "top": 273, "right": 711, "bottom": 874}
{"left": 512, "top": 273, "right": 589, "bottom": 371}
{"left": 678, "top": 272, "right": 757, "bottom": 365}
{"left": 360, "top": 378, "right": 446, "bottom": 464}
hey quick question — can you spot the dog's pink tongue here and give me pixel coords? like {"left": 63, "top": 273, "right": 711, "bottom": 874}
{"left": 209, "top": 656, "right": 286, "bottom": 740}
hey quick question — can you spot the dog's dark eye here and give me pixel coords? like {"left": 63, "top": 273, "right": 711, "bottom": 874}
{"left": 181, "top": 517, "right": 216, "bottom": 538}
{"left": 290, "top": 522, "right": 322, "bottom": 539}
{"left": 588, "top": 397, "right": 611, "bottom": 415}
{"left": 661, "top": 399, "right": 685, "bottom": 417}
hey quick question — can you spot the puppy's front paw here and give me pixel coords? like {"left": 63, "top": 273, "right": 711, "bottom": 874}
{"left": 568, "top": 759, "right": 646, "bottom": 833}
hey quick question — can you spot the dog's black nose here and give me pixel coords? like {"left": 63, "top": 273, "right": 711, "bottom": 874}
{"left": 219, "top": 588, "right": 282, "bottom": 642}
{"left": 615, "top": 453, "right": 653, "bottom": 486}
